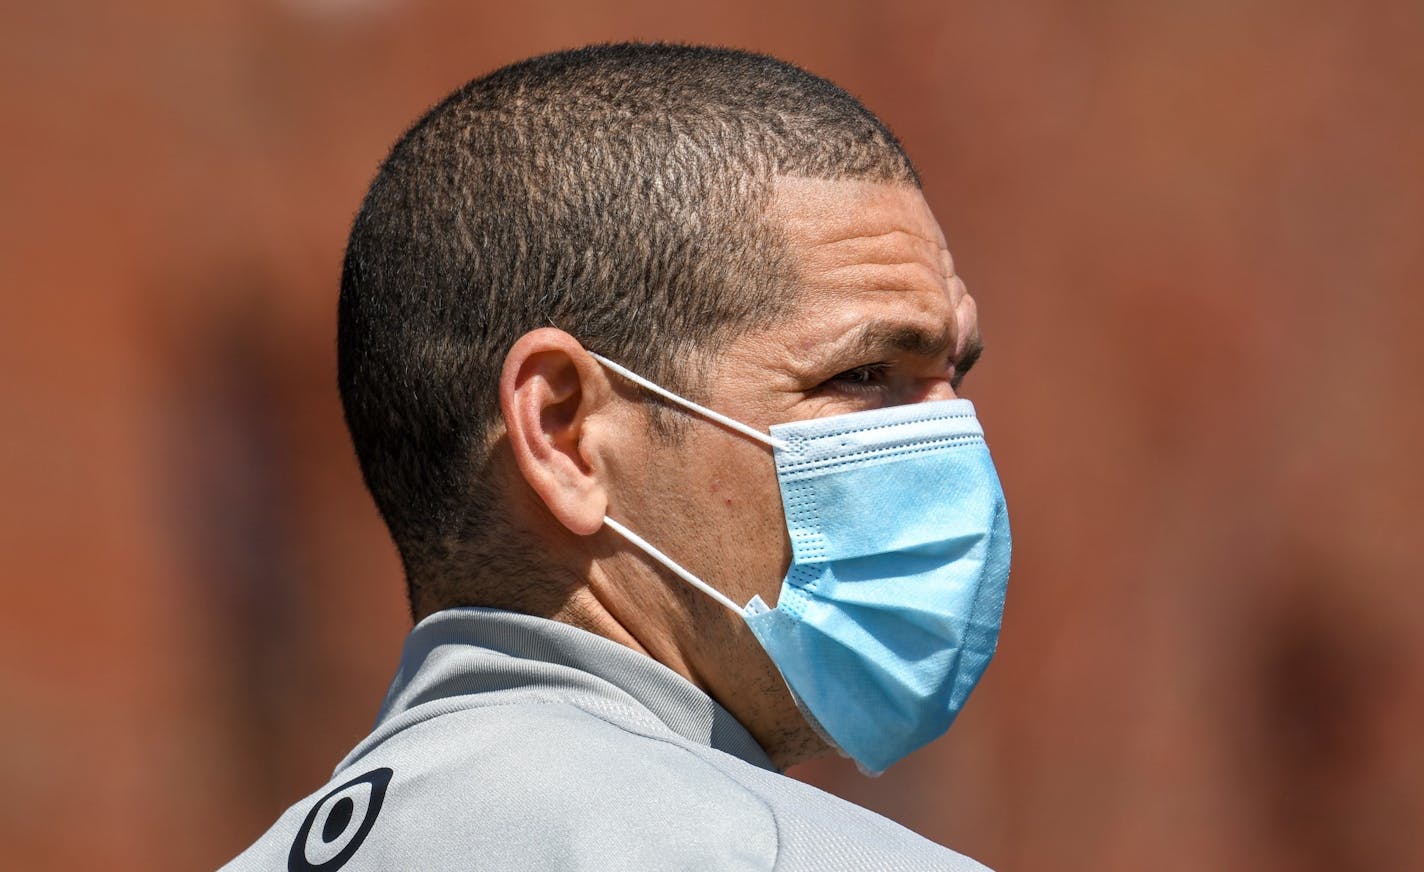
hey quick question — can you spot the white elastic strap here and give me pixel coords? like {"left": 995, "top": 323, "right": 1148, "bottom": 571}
{"left": 588, "top": 352, "right": 790, "bottom": 451}
{"left": 602, "top": 516, "right": 745, "bottom": 616}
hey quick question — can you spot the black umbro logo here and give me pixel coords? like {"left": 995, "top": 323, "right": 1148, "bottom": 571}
{"left": 288, "top": 767, "right": 393, "bottom": 872}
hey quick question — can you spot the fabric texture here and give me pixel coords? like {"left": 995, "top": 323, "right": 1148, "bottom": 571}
{"left": 221, "top": 608, "right": 991, "bottom": 871}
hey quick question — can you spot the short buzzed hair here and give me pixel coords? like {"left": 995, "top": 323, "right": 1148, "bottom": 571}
{"left": 338, "top": 43, "right": 919, "bottom": 613}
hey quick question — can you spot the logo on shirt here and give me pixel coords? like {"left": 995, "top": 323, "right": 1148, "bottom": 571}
{"left": 288, "top": 767, "right": 393, "bottom": 872}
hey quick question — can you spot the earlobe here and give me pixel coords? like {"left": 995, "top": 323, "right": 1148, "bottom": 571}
{"left": 500, "top": 329, "right": 609, "bottom": 536}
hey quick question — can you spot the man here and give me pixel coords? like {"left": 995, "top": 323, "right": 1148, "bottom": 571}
{"left": 225, "top": 42, "right": 1009, "bottom": 871}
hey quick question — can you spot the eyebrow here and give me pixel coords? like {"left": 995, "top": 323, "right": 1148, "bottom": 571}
{"left": 844, "top": 321, "right": 956, "bottom": 361}
{"left": 838, "top": 320, "right": 984, "bottom": 385}
{"left": 952, "top": 334, "right": 984, "bottom": 387}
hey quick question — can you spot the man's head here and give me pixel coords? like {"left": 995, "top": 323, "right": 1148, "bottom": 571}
{"left": 339, "top": 43, "right": 983, "bottom": 767}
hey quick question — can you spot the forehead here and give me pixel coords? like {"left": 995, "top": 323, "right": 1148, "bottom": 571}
{"left": 770, "top": 175, "right": 948, "bottom": 254}
{"left": 765, "top": 176, "right": 960, "bottom": 350}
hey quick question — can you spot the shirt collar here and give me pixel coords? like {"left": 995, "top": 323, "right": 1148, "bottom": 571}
{"left": 368, "top": 607, "right": 776, "bottom": 771}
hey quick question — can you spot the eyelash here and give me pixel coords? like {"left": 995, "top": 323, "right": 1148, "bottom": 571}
{"left": 826, "top": 359, "right": 973, "bottom": 395}
{"left": 827, "top": 362, "right": 894, "bottom": 392}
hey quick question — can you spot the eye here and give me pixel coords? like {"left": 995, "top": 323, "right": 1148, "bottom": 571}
{"left": 950, "top": 341, "right": 983, "bottom": 391}
{"left": 826, "top": 362, "right": 892, "bottom": 392}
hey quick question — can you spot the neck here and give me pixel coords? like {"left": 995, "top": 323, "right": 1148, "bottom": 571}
{"left": 408, "top": 552, "right": 702, "bottom": 691}
{"left": 407, "top": 534, "right": 821, "bottom": 770}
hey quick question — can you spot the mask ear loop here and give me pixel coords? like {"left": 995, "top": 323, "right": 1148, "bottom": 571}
{"left": 587, "top": 351, "right": 782, "bottom": 616}
{"left": 602, "top": 516, "right": 745, "bottom": 615}
{"left": 588, "top": 353, "right": 790, "bottom": 451}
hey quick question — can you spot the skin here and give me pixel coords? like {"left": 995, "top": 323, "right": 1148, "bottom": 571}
{"left": 494, "top": 176, "right": 983, "bottom": 769}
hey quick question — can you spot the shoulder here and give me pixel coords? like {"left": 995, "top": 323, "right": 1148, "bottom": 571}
{"left": 223, "top": 701, "right": 779, "bottom": 871}
{"left": 720, "top": 765, "right": 993, "bottom": 871}
{"left": 222, "top": 700, "right": 989, "bottom": 872}
{"left": 407, "top": 701, "right": 783, "bottom": 863}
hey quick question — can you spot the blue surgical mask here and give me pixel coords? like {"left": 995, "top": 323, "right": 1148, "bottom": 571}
{"left": 590, "top": 353, "right": 1011, "bottom": 774}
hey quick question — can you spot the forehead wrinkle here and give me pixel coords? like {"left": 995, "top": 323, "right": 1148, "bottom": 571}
{"left": 800, "top": 228, "right": 949, "bottom": 272}
{"left": 810, "top": 260, "right": 954, "bottom": 300}
{"left": 803, "top": 226, "right": 942, "bottom": 250}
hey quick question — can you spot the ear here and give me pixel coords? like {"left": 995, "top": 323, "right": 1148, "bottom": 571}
{"left": 500, "top": 328, "right": 610, "bottom": 536}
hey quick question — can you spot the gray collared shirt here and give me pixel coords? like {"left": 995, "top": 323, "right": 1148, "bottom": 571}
{"left": 222, "top": 608, "right": 990, "bottom": 871}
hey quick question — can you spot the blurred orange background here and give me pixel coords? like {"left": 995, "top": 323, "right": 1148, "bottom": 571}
{"left": 3, "top": 2, "right": 1421, "bottom": 870}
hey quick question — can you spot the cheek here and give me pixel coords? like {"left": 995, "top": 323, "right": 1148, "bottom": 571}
{"left": 702, "top": 452, "right": 791, "bottom": 600}
{"left": 620, "top": 426, "right": 791, "bottom": 601}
